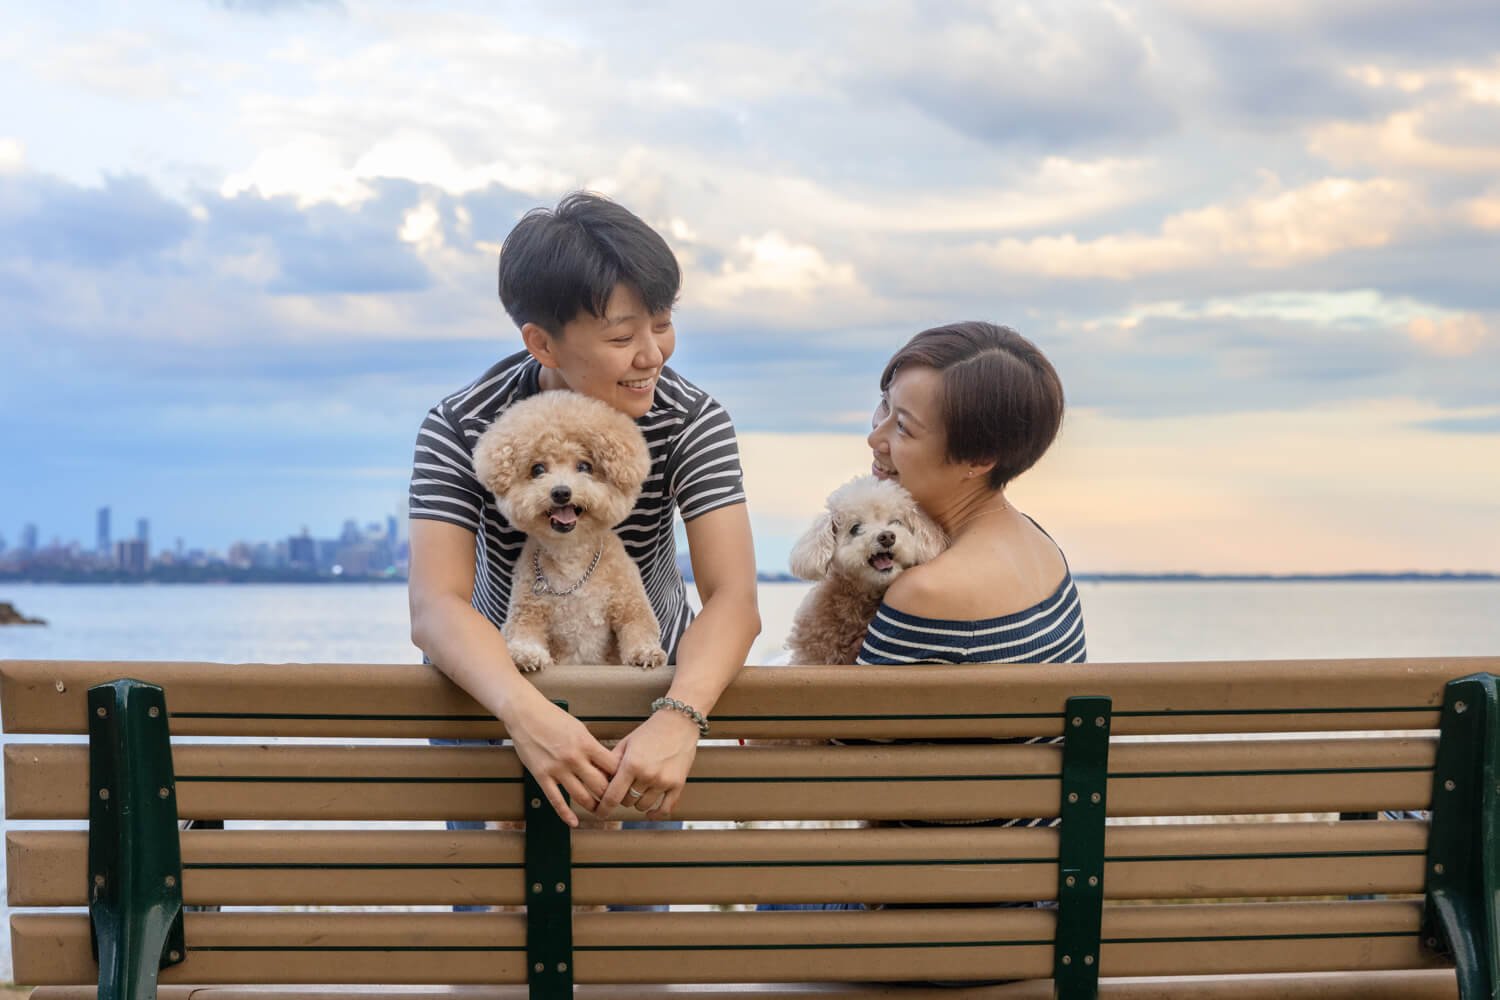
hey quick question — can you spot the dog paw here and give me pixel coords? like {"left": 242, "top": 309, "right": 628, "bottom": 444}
{"left": 625, "top": 645, "right": 667, "bottom": 670}
{"left": 509, "top": 641, "right": 552, "bottom": 674}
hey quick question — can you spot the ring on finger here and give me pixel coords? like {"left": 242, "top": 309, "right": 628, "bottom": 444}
{"left": 626, "top": 788, "right": 644, "bottom": 800}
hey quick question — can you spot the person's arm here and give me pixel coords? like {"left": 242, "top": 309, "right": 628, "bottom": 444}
{"left": 407, "top": 518, "right": 617, "bottom": 827}
{"left": 598, "top": 502, "right": 761, "bottom": 818}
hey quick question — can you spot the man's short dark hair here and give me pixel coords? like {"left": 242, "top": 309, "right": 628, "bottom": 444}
{"left": 880, "top": 321, "right": 1066, "bottom": 490}
{"left": 498, "top": 191, "right": 680, "bottom": 335}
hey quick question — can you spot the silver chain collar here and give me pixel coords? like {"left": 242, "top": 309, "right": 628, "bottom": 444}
{"left": 532, "top": 544, "right": 603, "bottom": 597}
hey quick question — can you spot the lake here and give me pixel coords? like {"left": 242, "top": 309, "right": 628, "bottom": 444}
{"left": 4, "top": 579, "right": 1499, "bottom": 664}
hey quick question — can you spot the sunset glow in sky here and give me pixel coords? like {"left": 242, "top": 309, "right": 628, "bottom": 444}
{"left": 2, "top": 1, "right": 1497, "bottom": 572}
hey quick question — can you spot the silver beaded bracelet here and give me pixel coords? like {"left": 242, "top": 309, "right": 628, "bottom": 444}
{"left": 651, "top": 696, "right": 709, "bottom": 737}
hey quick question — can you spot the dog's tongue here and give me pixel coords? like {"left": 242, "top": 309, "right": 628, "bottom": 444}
{"left": 550, "top": 505, "right": 578, "bottom": 526}
{"left": 871, "top": 552, "right": 895, "bottom": 571}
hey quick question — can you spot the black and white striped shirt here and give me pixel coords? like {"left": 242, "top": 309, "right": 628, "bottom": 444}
{"left": 855, "top": 572, "right": 1087, "bottom": 666}
{"left": 853, "top": 569, "right": 1086, "bottom": 829}
{"left": 409, "top": 352, "right": 746, "bottom": 661}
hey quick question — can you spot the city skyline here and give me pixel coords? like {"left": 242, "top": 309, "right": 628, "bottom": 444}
{"left": 2, "top": 504, "right": 403, "bottom": 559}
{"left": 2, "top": 3, "right": 1498, "bottom": 575}
{"left": 2, "top": 502, "right": 407, "bottom": 580}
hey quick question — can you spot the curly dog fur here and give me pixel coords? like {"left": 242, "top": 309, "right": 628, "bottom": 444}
{"left": 473, "top": 390, "right": 666, "bottom": 673}
{"left": 785, "top": 476, "right": 947, "bottom": 665}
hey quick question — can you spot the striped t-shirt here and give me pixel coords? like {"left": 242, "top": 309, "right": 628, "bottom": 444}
{"left": 856, "top": 572, "right": 1087, "bottom": 666}
{"left": 408, "top": 351, "right": 746, "bottom": 661}
{"left": 854, "top": 569, "right": 1087, "bottom": 829}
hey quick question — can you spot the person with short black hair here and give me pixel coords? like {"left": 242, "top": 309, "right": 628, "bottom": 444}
{"left": 408, "top": 192, "right": 761, "bottom": 830}
{"left": 862, "top": 320, "right": 1084, "bottom": 668}
{"left": 757, "top": 322, "right": 1085, "bottom": 941}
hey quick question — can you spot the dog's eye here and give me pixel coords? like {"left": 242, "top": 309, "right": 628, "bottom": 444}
{"left": 849, "top": 523, "right": 863, "bottom": 537}
{"left": 530, "top": 463, "right": 546, "bottom": 479}
{"left": 577, "top": 460, "right": 593, "bottom": 474}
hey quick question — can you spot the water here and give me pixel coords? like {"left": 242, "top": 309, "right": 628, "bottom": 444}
{"left": 6, "top": 579, "right": 1498, "bottom": 665}
{"left": 3, "top": 580, "right": 1498, "bottom": 981}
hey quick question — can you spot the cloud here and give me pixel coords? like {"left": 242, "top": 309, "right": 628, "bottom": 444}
{"left": 979, "top": 177, "right": 1413, "bottom": 279}
{"left": 207, "top": 186, "right": 434, "bottom": 296}
{"left": 1154, "top": 1, "right": 1500, "bottom": 137}
{"left": 847, "top": 2, "right": 1176, "bottom": 150}
{"left": 1310, "top": 110, "right": 1500, "bottom": 174}
{"left": 221, "top": 131, "right": 577, "bottom": 208}
{"left": 691, "top": 232, "right": 860, "bottom": 307}
{"left": 1406, "top": 313, "right": 1492, "bottom": 357}
{"left": 0, "top": 138, "right": 24, "bottom": 173}
{"left": 0, "top": 171, "right": 193, "bottom": 266}
{"left": 1163, "top": 0, "right": 1500, "bottom": 62}
{"left": 1416, "top": 412, "right": 1500, "bottom": 434}
{"left": 1465, "top": 187, "right": 1500, "bottom": 229}
{"left": 215, "top": 0, "right": 343, "bottom": 13}
{"left": 42, "top": 30, "right": 185, "bottom": 101}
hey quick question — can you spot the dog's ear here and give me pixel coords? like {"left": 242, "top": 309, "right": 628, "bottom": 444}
{"left": 595, "top": 414, "right": 652, "bottom": 499}
{"left": 472, "top": 422, "right": 518, "bottom": 498}
{"left": 789, "top": 511, "right": 837, "bottom": 581}
{"left": 908, "top": 510, "right": 948, "bottom": 564}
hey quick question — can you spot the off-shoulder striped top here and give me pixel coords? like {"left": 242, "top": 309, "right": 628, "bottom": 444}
{"left": 855, "top": 570, "right": 1087, "bottom": 666}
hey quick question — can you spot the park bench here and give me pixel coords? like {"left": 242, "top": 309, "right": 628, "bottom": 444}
{"left": 4, "top": 656, "right": 1499, "bottom": 999}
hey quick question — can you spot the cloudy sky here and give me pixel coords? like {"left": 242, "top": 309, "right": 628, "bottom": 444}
{"left": 2, "top": 0, "right": 1497, "bottom": 573}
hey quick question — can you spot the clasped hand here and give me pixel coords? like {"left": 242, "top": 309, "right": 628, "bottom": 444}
{"left": 509, "top": 699, "right": 700, "bottom": 826}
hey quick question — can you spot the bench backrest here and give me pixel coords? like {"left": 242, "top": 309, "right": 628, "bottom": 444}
{"left": 5, "top": 657, "right": 1497, "bottom": 997}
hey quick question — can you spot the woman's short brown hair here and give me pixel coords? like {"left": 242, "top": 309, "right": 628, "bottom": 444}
{"left": 880, "top": 321, "right": 1065, "bottom": 490}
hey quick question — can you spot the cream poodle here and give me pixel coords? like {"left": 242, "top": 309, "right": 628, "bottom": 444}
{"left": 473, "top": 391, "right": 666, "bottom": 673}
{"left": 785, "top": 476, "right": 947, "bottom": 665}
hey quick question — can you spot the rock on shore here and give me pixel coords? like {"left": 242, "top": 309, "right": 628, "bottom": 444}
{"left": 0, "top": 601, "right": 46, "bottom": 626}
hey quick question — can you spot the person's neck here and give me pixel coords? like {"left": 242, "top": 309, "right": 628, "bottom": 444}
{"left": 933, "top": 487, "right": 1012, "bottom": 539}
{"left": 537, "top": 367, "right": 569, "bottom": 393}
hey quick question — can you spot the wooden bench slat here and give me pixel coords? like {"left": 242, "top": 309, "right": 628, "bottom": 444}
{"left": 5, "top": 658, "right": 1485, "bottom": 739}
{"left": 10, "top": 902, "right": 1439, "bottom": 986}
{"left": 24, "top": 971, "right": 1464, "bottom": 998}
{"left": 7, "top": 821, "right": 1428, "bottom": 908}
{"left": 4, "top": 738, "right": 1436, "bottom": 822}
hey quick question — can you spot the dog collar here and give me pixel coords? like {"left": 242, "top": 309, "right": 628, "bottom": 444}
{"left": 532, "top": 544, "right": 604, "bottom": 597}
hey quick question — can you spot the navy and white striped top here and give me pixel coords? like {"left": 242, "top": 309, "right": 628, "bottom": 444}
{"left": 853, "top": 563, "right": 1087, "bottom": 829}
{"left": 409, "top": 351, "right": 745, "bottom": 661}
{"left": 856, "top": 571, "right": 1087, "bottom": 666}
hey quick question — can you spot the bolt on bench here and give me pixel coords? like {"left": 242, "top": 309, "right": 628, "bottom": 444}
{"left": 4, "top": 657, "right": 1499, "bottom": 999}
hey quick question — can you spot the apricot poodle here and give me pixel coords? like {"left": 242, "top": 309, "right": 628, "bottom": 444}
{"left": 785, "top": 476, "right": 947, "bottom": 665}
{"left": 473, "top": 390, "right": 666, "bottom": 673}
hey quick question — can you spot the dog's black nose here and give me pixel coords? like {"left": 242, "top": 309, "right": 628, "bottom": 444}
{"left": 550, "top": 485, "right": 572, "bottom": 506}
{"left": 877, "top": 530, "right": 895, "bottom": 548}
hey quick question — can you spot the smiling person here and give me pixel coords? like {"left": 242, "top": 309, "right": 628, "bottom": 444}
{"left": 407, "top": 192, "right": 760, "bottom": 835}
{"left": 863, "top": 321, "right": 1085, "bottom": 670}
{"left": 861, "top": 323, "right": 1087, "bottom": 986}
{"left": 757, "top": 322, "right": 1085, "bottom": 930}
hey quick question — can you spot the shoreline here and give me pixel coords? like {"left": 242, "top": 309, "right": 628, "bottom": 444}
{"left": 3, "top": 572, "right": 1497, "bottom": 586}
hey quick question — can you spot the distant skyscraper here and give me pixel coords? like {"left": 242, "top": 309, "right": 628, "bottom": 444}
{"left": 22, "top": 523, "right": 38, "bottom": 553}
{"left": 137, "top": 518, "right": 149, "bottom": 544}
{"left": 115, "top": 539, "right": 148, "bottom": 574}
{"left": 97, "top": 507, "right": 111, "bottom": 556}
{"left": 287, "top": 532, "right": 316, "bottom": 570}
